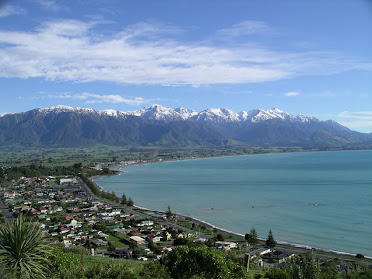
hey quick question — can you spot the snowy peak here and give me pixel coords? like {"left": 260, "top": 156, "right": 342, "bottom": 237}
{"left": 194, "top": 108, "right": 240, "bottom": 123}
{"left": 38, "top": 105, "right": 125, "bottom": 118}
{"left": 248, "top": 108, "right": 291, "bottom": 123}
{"left": 239, "top": 108, "right": 319, "bottom": 123}
{"left": 38, "top": 105, "right": 97, "bottom": 115}
{"left": 192, "top": 107, "right": 317, "bottom": 124}
{"left": 34, "top": 105, "right": 320, "bottom": 124}
{"left": 124, "top": 104, "right": 197, "bottom": 122}
{"left": 294, "top": 114, "right": 318, "bottom": 123}
{"left": 174, "top": 107, "right": 199, "bottom": 119}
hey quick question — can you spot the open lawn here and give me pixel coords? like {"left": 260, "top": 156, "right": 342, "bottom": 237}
{"left": 106, "top": 234, "right": 127, "bottom": 249}
{"left": 69, "top": 252, "right": 147, "bottom": 273}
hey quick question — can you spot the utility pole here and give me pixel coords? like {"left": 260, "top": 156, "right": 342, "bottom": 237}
{"left": 245, "top": 253, "right": 251, "bottom": 272}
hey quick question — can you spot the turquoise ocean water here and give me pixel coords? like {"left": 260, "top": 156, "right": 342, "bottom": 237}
{"left": 94, "top": 150, "right": 372, "bottom": 257}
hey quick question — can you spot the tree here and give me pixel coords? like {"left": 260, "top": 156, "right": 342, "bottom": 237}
{"left": 245, "top": 226, "right": 258, "bottom": 248}
{"left": 73, "top": 162, "right": 82, "bottom": 174}
{"left": 166, "top": 205, "right": 172, "bottom": 219}
{"left": 288, "top": 254, "right": 320, "bottom": 279}
{"left": 121, "top": 193, "right": 127, "bottom": 205}
{"left": 216, "top": 233, "right": 224, "bottom": 241}
{"left": 161, "top": 246, "right": 248, "bottom": 279}
{"left": 0, "top": 214, "right": 52, "bottom": 278}
{"left": 266, "top": 229, "right": 276, "bottom": 249}
{"left": 140, "top": 261, "right": 171, "bottom": 279}
{"left": 265, "top": 268, "right": 289, "bottom": 279}
{"left": 127, "top": 197, "right": 134, "bottom": 207}
{"left": 107, "top": 241, "right": 116, "bottom": 253}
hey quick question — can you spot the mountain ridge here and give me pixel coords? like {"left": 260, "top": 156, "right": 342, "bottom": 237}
{"left": 0, "top": 105, "right": 370, "bottom": 149}
{"left": 24, "top": 104, "right": 318, "bottom": 124}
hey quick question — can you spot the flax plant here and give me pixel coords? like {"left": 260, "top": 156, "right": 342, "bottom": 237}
{"left": 0, "top": 214, "right": 52, "bottom": 278}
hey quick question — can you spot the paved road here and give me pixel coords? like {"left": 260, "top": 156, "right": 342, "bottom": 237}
{"left": 79, "top": 177, "right": 210, "bottom": 239}
{"left": 0, "top": 194, "right": 14, "bottom": 221}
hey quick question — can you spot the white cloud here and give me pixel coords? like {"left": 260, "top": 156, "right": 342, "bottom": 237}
{"left": 284, "top": 91, "right": 300, "bottom": 97}
{"left": 48, "top": 92, "right": 148, "bottom": 106}
{"left": 336, "top": 111, "right": 372, "bottom": 132}
{"left": 0, "top": 5, "right": 25, "bottom": 17}
{"left": 35, "top": 0, "right": 62, "bottom": 11}
{"left": 119, "top": 20, "right": 184, "bottom": 40}
{"left": 339, "top": 120, "right": 372, "bottom": 130}
{"left": 337, "top": 111, "right": 372, "bottom": 120}
{"left": 217, "top": 21, "right": 271, "bottom": 37}
{"left": 0, "top": 19, "right": 370, "bottom": 86}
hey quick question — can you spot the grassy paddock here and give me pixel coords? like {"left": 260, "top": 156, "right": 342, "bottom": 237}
{"left": 69, "top": 252, "right": 147, "bottom": 272}
{"left": 0, "top": 145, "right": 311, "bottom": 166}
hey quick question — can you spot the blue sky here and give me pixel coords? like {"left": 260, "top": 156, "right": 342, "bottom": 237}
{"left": 0, "top": 0, "right": 372, "bottom": 132}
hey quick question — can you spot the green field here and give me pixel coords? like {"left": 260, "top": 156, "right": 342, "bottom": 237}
{"left": 0, "top": 144, "right": 311, "bottom": 166}
{"left": 71, "top": 253, "right": 146, "bottom": 272}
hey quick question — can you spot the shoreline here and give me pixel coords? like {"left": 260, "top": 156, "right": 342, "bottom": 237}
{"left": 127, "top": 201, "right": 372, "bottom": 260}
{"left": 171, "top": 212, "right": 370, "bottom": 259}
{"left": 92, "top": 151, "right": 372, "bottom": 260}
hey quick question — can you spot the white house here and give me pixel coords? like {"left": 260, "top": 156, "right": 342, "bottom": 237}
{"left": 97, "top": 231, "right": 109, "bottom": 239}
{"left": 4, "top": 191, "right": 16, "bottom": 199}
{"left": 130, "top": 236, "right": 146, "bottom": 245}
{"left": 138, "top": 220, "right": 154, "bottom": 227}
{"left": 59, "top": 178, "right": 78, "bottom": 185}
{"left": 214, "top": 241, "right": 237, "bottom": 250}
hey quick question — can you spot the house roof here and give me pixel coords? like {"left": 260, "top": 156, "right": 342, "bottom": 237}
{"left": 130, "top": 236, "right": 145, "bottom": 242}
{"left": 115, "top": 248, "right": 133, "bottom": 254}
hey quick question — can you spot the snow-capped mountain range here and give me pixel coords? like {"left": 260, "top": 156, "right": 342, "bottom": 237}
{"left": 0, "top": 104, "right": 370, "bottom": 148}
{"left": 35, "top": 104, "right": 318, "bottom": 124}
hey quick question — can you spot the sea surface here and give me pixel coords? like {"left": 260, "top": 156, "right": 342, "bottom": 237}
{"left": 94, "top": 150, "right": 372, "bottom": 257}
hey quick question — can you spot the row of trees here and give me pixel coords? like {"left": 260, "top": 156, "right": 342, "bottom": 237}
{"left": 245, "top": 226, "right": 276, "bottom": 249}
{"left": 0, "top": 163, "right": 115, "bottom": 184}
{"left": 0, "top": 164, "right": 79, "bottom": 183}
{"left": 79, "top": 174, "right": 120, "bottom": 203}
{"left": 121, "top": 194, "right": 134, "bottom": 207}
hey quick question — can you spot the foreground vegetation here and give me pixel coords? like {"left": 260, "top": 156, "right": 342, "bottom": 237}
{"left": 0, "top": 215, "right": 371, "bottom": 279}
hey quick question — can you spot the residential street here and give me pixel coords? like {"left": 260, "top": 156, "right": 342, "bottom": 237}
{"left": 0, "top": 194, "right": 14, "bottom": 221}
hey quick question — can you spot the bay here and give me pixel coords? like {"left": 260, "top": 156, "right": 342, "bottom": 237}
{"left": 94, "top": 150, "right": 372, "bottom": 257}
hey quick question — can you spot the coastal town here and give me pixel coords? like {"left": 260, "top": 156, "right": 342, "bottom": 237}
{"left": 1, "top": 170, "right": 249, "bottom": 261}
{"left": 1, "top": 162, "right": 371, "bottom": 277}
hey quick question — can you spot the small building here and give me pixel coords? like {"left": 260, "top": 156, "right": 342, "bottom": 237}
{"left": 91, "top": 238, "right": 107, "bottom": 247}
{"left": 146, "top": 234, "right": 162, "bottom": 243}
{"left": 59, "top": 178, "right": 78, "bottom": 185}
{"left": 138, "top": 220, "right": 154, "bottom": 227}
{"left": 97, "top": 231, "right": 109, "bottom": 239}
{"left": 130, "top": 235, "right": 146, "bottom": 245}
{"left": 115, "top": 248, "right": 133, "bottom": 258}
{"left": 63, "top": 239, "right": 73, "bottom": 247}
{"left": 214, "top": 241, "right": 237, "bottom": 250}
{"left": 4, "top": 191, "right": 16, "bottom": 200}
{"left": 247, "top": 247, "right": 272, "bottom": 259}
{"left": 65, "top": 215, "right": 73, "bottom": 221}
{"left": 60, "top": 228, "right": 70, "bottom": 234}
{"left": 262, "top": 250, "right": 296, "bottom": 264}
